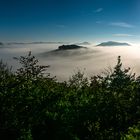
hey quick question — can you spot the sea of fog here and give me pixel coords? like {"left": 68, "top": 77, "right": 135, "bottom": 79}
{"left": 0, "top": 43, "right": 140, "bottom": 81}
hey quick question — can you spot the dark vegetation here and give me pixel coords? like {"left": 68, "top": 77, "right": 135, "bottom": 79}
{"left": 0, "top": 52, "right": 140, "bottom": 140}
{"left": 58, "top": 44, "right": 86, "bottom": 50}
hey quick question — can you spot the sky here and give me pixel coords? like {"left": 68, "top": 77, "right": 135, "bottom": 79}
{"left": 0, "top": 0, "right": 140, "bottom": 43}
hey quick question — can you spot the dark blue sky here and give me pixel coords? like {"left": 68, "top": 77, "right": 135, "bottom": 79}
{"left": 0, "top": 0, "right": 140, "bottom": 43}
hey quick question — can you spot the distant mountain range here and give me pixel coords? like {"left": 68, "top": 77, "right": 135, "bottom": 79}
{"left": 0, "top": 41, "right": 131, "bottom": 47}
{"left": 6, "top": 41, "right": 91, "bottom": 45}
{"left": 96, "top": 41, "right": 131, "bottom": 46}
{"left": 6, "top": 42, "right": 68, "bottom": 45}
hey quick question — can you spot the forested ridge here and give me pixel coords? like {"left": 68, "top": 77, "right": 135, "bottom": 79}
{"left": 0, "top": 52, "right": 140, "bottom": 140}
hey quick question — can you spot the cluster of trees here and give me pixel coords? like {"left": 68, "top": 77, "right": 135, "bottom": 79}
{"left": 0, "top": 52, "right": 140, "bottom": 140}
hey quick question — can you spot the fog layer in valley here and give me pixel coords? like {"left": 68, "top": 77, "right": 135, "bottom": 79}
{"left": 0, "top": 43, "right": 140, "bottom": 81}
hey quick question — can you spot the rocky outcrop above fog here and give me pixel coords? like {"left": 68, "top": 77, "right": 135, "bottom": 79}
{"left": 58, "top": 44, "right": 87, "bottom": 50}
{"left": 40, "top": 44, "right": 90, "bottom": 58}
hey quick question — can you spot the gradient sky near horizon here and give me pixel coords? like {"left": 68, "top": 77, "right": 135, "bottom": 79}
{"left": 0, "top": 0, "right": 140, "bottom": 43}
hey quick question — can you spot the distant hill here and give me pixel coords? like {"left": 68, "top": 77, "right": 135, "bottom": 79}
{"left": 40, "top": 44, "right": 89, "bottom": 57}
{"left": 96, "top": 41, "right": 131, "bottom": 46}
{"left": 76, "top": 42, "right": 91, "bottom": 45}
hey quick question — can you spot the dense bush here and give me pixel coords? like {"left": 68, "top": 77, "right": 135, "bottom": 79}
{"left": 0, "top": 52, "right": 140, "bottom": 140}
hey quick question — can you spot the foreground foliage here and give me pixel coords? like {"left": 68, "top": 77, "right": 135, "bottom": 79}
{"left": 0, "top": 53, "right": 140, "bottom": 140}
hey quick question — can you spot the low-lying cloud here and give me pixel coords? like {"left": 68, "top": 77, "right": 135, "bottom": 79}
{"left": 1, "top": 43, "right": 140, "bottom": 81}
